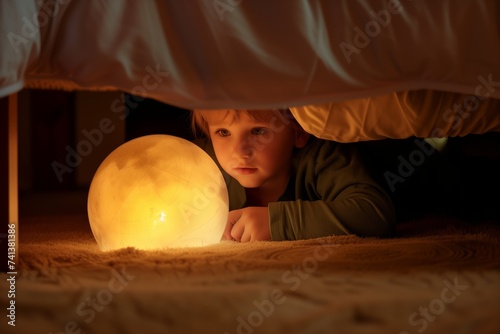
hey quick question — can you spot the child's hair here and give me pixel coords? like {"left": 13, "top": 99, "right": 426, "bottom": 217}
{"left": 191, "top": 109, "right": 301, "bottom": 138}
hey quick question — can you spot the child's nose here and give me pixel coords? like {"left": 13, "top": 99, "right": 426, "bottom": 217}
{"left": 233, "top": 138, "right": 254, "bottom": 159}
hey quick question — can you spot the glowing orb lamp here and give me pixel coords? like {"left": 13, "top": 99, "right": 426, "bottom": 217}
{"left": 87, "top": 135, "right": 229, "bottom": 251}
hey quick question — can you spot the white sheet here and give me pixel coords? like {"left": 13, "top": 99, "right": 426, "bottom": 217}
{"left": 2, "top": 0, "right": 500, "bottom": 110}
{"left": 291, "top": 90, "right": 500, "bottom": 141}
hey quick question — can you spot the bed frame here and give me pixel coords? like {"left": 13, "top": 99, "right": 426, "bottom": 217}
{"left": 1, "top": 94, "right": 18, "bottom": 272}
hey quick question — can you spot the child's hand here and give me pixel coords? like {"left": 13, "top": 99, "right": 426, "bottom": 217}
{"left": 222, "top": 207, "right": 271, "bottom": 242}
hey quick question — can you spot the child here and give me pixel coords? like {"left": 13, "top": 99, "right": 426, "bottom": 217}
{"left": 191, "top": 108, "right": 396, "bottom": 242}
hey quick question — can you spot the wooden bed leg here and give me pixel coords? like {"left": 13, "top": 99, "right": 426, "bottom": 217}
{"left": 0, "top": 94, "right": 18, "bottom": 273}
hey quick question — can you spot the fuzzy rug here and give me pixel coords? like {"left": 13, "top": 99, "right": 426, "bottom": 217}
{"left": 2, "top": 214, "right": 500, "bottom": 334}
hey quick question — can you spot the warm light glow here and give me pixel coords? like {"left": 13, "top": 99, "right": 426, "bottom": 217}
{"left": 87, "top": 135, "right": 229, "bottom": 251}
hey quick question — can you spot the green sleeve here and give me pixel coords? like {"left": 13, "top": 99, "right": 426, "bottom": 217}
{"left": 269, "top": 140, "right": 396, "bottom": 240}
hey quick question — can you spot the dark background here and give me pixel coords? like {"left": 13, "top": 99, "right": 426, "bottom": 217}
{"left": 19, "top": 90, "right": 500, "bottom": 222}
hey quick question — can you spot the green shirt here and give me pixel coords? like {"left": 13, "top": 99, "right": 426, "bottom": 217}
{"left": 195, "top": 137, "right": 396, "bottom": 240}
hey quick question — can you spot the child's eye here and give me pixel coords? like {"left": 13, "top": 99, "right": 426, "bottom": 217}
{"left": 215, "top": 129, "right": 230, "bottom": 137}
{"left": 251, "top": 128, "right": 268, "bottom": 135}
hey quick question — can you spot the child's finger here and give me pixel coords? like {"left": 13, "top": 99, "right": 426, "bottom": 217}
{"left": 229, "top": 218, "right": 246, "bottom": 242}
{"left": 221, "top": 221, "right": 234, "bottom": 240}
{"left": 224, "top": 209, "right": 243, "bottom": 241}
{"left": 239, "top": 228, "right": 252, "bottom": 243}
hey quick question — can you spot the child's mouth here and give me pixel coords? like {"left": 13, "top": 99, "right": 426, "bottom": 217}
{"left": 234, "top": 167, "right": 257, "bottom": 175}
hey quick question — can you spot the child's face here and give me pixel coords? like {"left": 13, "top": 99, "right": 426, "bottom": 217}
{"left": 202, "top": 110, "right": 309, "bottom": 190}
